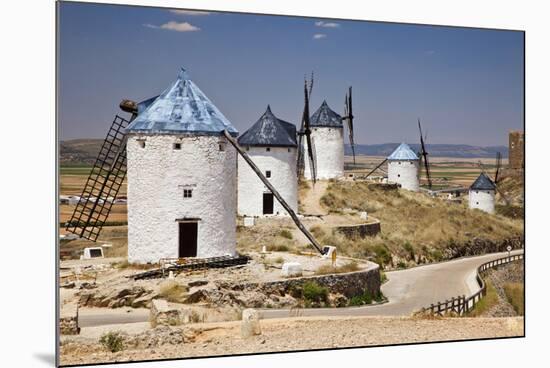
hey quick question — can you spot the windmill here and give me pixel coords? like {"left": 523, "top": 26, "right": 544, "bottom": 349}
{"left": 296, "top": 74, "right": 317, "bottom": 184}
{"left": 417, "top": 118, "right": 432, "bottom": 189}
{"left": 342, "top": 86, "right": 356, "bottom": 165}
{"left": 477, "top": 153, "right": 510, "bottom": 205}
{"left": 65, "top": 99, "right": 141, "bottom": 241}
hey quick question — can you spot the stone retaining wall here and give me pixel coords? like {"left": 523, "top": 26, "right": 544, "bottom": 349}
{"left": 60, "top": 302, "right": 80, "bottom": 335}
{"left": 334, "top": 221, "right": 381, "bottom": 239}
{"left": 234, "top": 264, "right": 381, "bottom": 299}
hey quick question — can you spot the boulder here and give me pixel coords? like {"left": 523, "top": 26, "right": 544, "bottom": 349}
{"left": 60, "top": 302, "right": 80, "bottom": 335}
{"left": 241, "top": 309, "right": 261, "bottom": 338}
{"left": 149, "top": 299, "right": 190, "bottom": 327}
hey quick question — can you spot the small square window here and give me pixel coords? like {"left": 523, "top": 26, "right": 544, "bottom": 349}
{"left": 219, "top": 143, "right": 226, "bottom": 151}
{"left": 266, "top": 170, "right": 271, "bottom": 178}
{"left": 397, "top": 174, "right": 401, "bottom": 178}
{"left": 173, "top": 143, "right": 182, "bottom": 150}
{"left": 138, "top": 140, "right": 146, "bottom": 148}
{"left": 288, "top": 148, "right": 291, "bottom": 152}
{"left": 266, "top": 147, "right": 271, "bottom": 152}
{"left": 183, "top": 189, "right": 193, "bottom": 198}
{"left": 246, "top": 146, "right": 250, "bottom": 151}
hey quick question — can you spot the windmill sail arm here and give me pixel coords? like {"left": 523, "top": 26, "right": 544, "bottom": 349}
{"left": 223, "top": 130, "right": 325, "bottom": 255}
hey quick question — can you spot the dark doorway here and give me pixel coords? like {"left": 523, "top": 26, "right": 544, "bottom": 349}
{"left": 178, "top": 222, "right": 198, "bottom": 257}
{"left": 263, "top": 193, "right": 274, "bottom": 215}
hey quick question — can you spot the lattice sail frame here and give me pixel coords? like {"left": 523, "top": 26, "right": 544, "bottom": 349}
{"left": 65, "top": 115, "right": 129, "bottom": 241}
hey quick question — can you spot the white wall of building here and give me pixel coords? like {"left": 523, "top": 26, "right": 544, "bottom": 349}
{"left": 387, "top": 160, "right": 420, "bottom": 191}
{"left": 238, "top": 146, "right": 297, "bottom": 216}
{"left": 303, "top": 127, "right": 344, "bottom": 180}
{"left": 469, "top": 189, "right": 495, "bottom": 214}
{"left": 126, "top": 134, "right": 237, "bottom": 263}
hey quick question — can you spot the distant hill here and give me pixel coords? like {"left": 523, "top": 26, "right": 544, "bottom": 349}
{"left": 345, "top": 143, "right": 508, "bottom": 158}
{"left": 59, "top": 139, "right": 508, "bottom": 166}
{"left": 60, "top": 139, "right": 104, "bottom": 166}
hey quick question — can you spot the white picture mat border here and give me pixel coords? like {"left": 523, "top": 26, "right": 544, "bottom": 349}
{"left": 0, "top": 0, "right": 546, "bottom": 367}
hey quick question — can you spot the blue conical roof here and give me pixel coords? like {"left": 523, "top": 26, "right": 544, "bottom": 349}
{"left": 388, "top": 143, "right": 419, "bottom": 160}
{"left": 127, "top": 68, "right": 238, "bottom": 136}
{"left": 470, "top": 173, "right": 496, "bottom": 190}
{"left": 238, "top": 106, "right": 297, "bottom": 147}
{"left": 310, "top": 100, "right": 342, "bottom": 128}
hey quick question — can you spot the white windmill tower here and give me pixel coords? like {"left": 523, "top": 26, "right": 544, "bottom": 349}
{"left": 469, "top": 173, "right": 497, "bottom": 214}
{"left": 387, "top": 143, "right": 420, "bottom": 191}
{"left": 302, "top": 100, "right": 345, "bottom": 180}
{"left": 237, "top": 106, "right": 298, "bottom": 216}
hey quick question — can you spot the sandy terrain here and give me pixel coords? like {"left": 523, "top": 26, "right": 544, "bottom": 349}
{"left": 60, "top": 315, "right": 523, "bottom": 366}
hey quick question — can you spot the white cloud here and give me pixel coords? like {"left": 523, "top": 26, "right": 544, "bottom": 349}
{"left": 315, "top": 21, "right": 340, "bottom": 28}
{"left": 313, "top": 33, "right": 327, "bottom": 40}
{"left": 425, "top": 50, "right": 436, "bottom": 55}
{"left": 169, "top": 9, "right": 211, "bottom": 16}
{"left": 143, "top": 21, "right": 200, "bottom": 32}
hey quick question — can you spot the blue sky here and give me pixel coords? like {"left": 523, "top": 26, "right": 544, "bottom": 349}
{"left": 58, "top": 1, "right": 524, "bottom": 146}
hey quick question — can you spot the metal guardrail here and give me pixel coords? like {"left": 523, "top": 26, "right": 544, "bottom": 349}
{"left": 419, "top": 253, "right": 524, "bottom": 316}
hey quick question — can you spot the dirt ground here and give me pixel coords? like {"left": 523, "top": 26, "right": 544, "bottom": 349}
{"left": 60, "top": 315, "right": 524, "bottom": 366}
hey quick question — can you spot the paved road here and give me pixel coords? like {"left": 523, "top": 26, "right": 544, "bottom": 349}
{"left": 78, "top": 250, "right": 522, "bottom": 327}
{"left": 260, "top": 249, "right": 523, "bottom": 319}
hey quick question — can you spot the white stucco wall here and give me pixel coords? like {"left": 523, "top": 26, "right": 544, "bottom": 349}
{"left": 303, "top": 127, "right": 344, "bottom": 180}
{"left": 237, "top": 146, "right": 298, "bottom": 216}
{"left": 469, "top": 189, "right": 495, "bottom": 214}
{"left": 126, "top": 134, "right": 237, "bottom": 263}
{"left": 387, "top": 160, "right": 420, "bottom": 191}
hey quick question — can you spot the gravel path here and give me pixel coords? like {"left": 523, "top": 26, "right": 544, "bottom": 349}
{"left": 60, "top": 315, "right": 524, "bottom": 366}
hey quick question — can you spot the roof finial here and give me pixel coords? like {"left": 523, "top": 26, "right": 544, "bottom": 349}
{"left": 178, "top": 67, "right": 190, "bottom": 80}
{"left": 266, "top": 104, "right": 272, "bottom": 113}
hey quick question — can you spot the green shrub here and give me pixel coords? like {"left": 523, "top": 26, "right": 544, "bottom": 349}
{"left": 302, "top": 281, "right": 328, "bottom": 304}
{"left": 279, "top": 229, "right": 293, "bottom": 239}
{"left": 348, "top": 289, "right": 384, "bottom": 306}
{"left": 267, "top": 244, "right": 290, "bottom": 252}
{"left": 99, "top": 331, "right": 124, "bottom": 353}
{"left": 371, "top": 244, "right": 391, "bottom": 267}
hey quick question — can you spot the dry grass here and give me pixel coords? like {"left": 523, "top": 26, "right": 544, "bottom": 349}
{"left": 467, "top": 281, "right": 499, "bottom": 317}
{"left": 313, "top": 181, "right": 523, "bottom": 267}
{"left": 504, "top": 282, "right": 524, "bottom": 315}
{"left": 159, "top": 280, "right": 189, "bottom": 303}
{"left": 315, "top": 261, "right": 360, "bottom": 275}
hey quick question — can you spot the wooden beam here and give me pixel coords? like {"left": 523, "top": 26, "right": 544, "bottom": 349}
{"left": 223, "top": 130, "right": 325, "bottom": 255}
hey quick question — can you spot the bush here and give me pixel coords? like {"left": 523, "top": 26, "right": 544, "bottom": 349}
{"left": 267, "top": 244, "right": 290, "bottom": 252}
{"left": 349, "top": 289, "right": 384, "bottom": 306}
{"left": 371, "top": 244, "right": 392, "bottom": 267}
{"left": 279, "top": 229, "right": 293, "bottom": 239}
{"left": 302, "top": 281, "right": 329, "bottom": 304}
{"left": 159, "top": 280, "right": 188, "bottom": 303}
{"left": 504, "top": 282, "right": 524, "bottom": 315}
{"left": 99, "top": 331, "right": 124, "bottom": 353}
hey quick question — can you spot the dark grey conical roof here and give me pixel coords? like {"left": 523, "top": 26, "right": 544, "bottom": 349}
{"left": 310, "top": 100, "right": 343, "bottom": 128}
{"left": 238, "top": 106, "right": 297, "bottom": 147}
{"left": 470, "top": 173, "right": 496, "bottom": 190}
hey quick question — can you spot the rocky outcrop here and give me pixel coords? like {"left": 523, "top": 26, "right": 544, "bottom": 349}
{"left": 150, "top": 299, "right": 190, "bottom": 327}
{"left": 443, "top": 237, "right": 523, "bottom": 260}
{"left": 335, "top": 221, "right": 381, "bottom": 239}
{"left": 60, "top": 302, "right": 80, "bottom": 335}
{"left": 79, "top": 285, "right": 158, "bottom": 308}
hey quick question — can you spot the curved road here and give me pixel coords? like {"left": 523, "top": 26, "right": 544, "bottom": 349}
{"left": 79, "top": 250, "right": 523, "bottom": 327}
{"left": 261, "top": 249, "right": 523, "bottom": 318}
